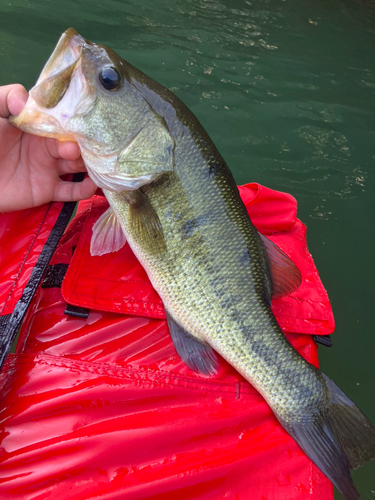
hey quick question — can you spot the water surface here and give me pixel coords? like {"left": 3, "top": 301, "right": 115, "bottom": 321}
{"left": 0, "top": 0, "right": 374, "bottom": 497}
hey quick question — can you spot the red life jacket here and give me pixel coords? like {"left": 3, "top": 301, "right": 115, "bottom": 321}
{"left": 0, "top": 184, "right": 335, "bottom": 500}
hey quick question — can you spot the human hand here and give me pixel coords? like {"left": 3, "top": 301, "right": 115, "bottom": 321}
{"left": 0, "top": 84, "right": 97, "bottom": 212}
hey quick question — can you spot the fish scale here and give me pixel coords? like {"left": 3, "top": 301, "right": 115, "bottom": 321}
{"left": 105, "top": 124, "right": 321, "bottom": 423}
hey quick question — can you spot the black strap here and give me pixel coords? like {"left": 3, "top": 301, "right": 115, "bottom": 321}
{"left": 41, "top": 264, "right": 90, "bottom": 318}
{"left": 313, "top": 335, "right": 333, "bottom": 347}
{"left": 0, "top": 314, "right": 11, "bottom": 343}
{"left": 64, "top": 304, "right": 90, "bottom": 319}
{"left": 42, "top": 263, "right": 69, "bottom": 288}
{"left": 0, "top": 173, "right": 85, "bottom": 371}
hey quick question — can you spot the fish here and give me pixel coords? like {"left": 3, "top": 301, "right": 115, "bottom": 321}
{"left": 10, "top": 28, "right": 375, "bottom": 500}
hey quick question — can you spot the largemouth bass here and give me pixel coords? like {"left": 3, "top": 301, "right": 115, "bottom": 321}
{"left": 11, "top": 28, "right": 375, "bottom": 500}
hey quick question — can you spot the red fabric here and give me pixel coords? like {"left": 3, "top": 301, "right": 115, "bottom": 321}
{"left": 238, "top": 183, "right": 334, "bottom": 335}
{"left": 61, "top": 197, "right": 165, "bottom": 319}
{"left": 0, "top": 184, "right": 334, "bottom": 499}
{"left": 0, "top": 203, "right": 64, "bottom": 315}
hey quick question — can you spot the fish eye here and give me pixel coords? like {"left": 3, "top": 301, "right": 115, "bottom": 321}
{"left": 99, "top": 66, "right": 122, "bottom": 91}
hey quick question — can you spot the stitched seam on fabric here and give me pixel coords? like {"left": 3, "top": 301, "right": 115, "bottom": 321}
{"left": 273, "top": 311, "right": 333, "bottom": 334}
{"left": 274, "top": 313, "right": 330, "bottom": 321}
{"left": 71, "top": 279, "right": 163, "bottom": 307}
{"left": 76, "top": 278, "right": 154, "bottom": 285}
{"left": 69, "top": 274, "right": 164, "bottom": 312}
{"left": 4, "top": 354, "right": 256, "bottom": 396}
{"left": 0, "top": 204, "right": 51, "bottom": 316}
{"left": 64, "top": 302, "right": 164, "bottom": 319}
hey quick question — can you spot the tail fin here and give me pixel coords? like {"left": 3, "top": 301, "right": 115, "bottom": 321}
{"left": 282, "top": 373, "right": 375, "bottom": 500}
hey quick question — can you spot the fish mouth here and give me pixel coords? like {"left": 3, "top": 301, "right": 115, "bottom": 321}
{"left": 10, "top": 28, "right": 88, "bottom": 140}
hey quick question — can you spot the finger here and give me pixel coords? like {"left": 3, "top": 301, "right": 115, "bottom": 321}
{"left": 57, "top": 140, "right": 81, "bottom": 160}
{"left": 0, "top": 84, "right": 28, "bottom": 118}
{"left": 46, "top": 138, "right": 81, "bottom": 161}
{"left": 52, "top": 176, "right": 97, "bottom": 203}
{"left": 45, "top": 139, "right": 86, "bottom": 174}
{"left": 45, "top": 138, "right": 60, "bottom": 159}
{"left": 57, "top": 157, "right": 86, "bottom": 175}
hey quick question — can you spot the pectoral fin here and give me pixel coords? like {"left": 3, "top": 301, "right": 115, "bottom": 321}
{"left": 90, "top": 207, "right": 127, "bottom": 256}
{"left": 165, "top": 310, "right": 220, "bottom": 376}
{"left": 259, "top": 233, "right": 302, "bottom": 299}
{"left": 122, "top": 190, "right": 166, "bottom": 253}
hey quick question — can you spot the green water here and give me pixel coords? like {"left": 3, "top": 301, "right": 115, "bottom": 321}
{"left": 0, "top": 0, "right": 374, "bottom": 497}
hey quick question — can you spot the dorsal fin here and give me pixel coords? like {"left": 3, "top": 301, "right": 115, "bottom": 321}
{"left": 259, "top": 233, "right": 302, "bottom": 299}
